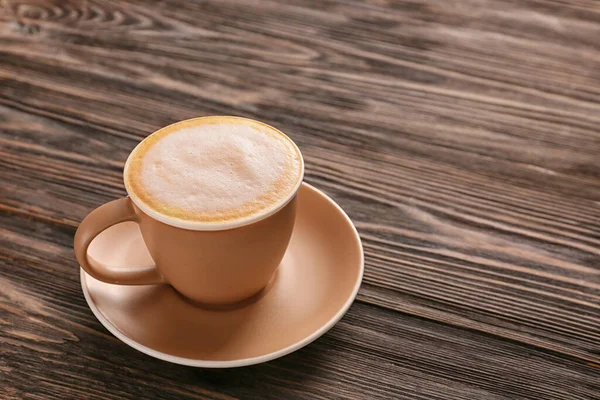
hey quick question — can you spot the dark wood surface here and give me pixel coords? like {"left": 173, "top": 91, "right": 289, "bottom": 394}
{"left": 1, "top": 0, "right": 600, "bottom": 398}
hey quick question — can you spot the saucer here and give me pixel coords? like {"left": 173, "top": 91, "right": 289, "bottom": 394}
{"left": 81, "top": 183, "right": 364, "bottom": 367}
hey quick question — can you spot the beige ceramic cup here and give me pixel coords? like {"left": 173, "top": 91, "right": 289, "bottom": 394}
{"left": 74, "top": 117, "right": 304, "bottom": 305}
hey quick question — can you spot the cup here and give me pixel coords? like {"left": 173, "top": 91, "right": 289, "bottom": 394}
{"left": 74, "top": 117, "right": 304, "bottom": 305}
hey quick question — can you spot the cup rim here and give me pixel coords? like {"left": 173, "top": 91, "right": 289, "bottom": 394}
{"left": 123, "top": 116, "right": 305, "bottom": 231}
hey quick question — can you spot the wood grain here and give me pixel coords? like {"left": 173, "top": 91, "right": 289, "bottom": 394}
{"left": 1, "top": 0, "right": 600, "bottom": 398}
{"left": 2, "top": 211, "right": 599, "bottom": 400}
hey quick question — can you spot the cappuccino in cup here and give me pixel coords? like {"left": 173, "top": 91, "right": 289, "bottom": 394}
{"left": 75, "top": 116, "right": 304, "bottom": 304}
{"left": 125, "top": 116, "right": 303, "bottom": 226}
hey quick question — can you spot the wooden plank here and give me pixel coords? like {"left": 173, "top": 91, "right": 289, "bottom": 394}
{"left": 1, "top": 212, "right": 599, "bottom": 400}
{"left": 1, "top": 0, "right": 600, "bottom": 397}
{"left": 1, "top": 94, "right": 599, "bottom": 362}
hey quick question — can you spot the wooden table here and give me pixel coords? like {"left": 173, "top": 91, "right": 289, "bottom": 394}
{"left": 2, "top": 0, "right": 600, "bottom": 399}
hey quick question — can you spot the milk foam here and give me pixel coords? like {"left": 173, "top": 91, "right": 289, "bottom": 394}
{"left": 125, "top": 118, "right": 302, "bottom": 224}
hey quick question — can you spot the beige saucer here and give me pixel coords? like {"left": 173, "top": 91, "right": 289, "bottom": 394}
{"left": 81, "top": 183, "right": 364, "bottom": 367}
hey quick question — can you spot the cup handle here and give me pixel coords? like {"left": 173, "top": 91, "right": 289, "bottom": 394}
{"left": 74, "top": 197, "right": 165, "bottom": 285}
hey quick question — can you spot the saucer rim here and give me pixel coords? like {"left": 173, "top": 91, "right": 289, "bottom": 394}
{"left": 80, "top": 182, "right": 364, "bottom": 368}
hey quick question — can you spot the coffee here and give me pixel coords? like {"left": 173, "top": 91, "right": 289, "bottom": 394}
{"left": 124, "top": 116, "right": 303, "bottom": 225}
